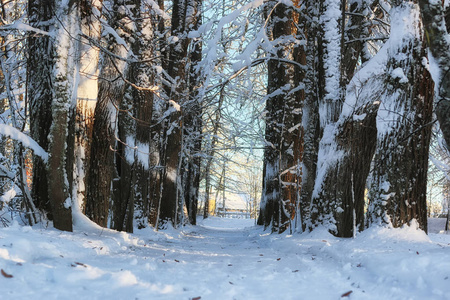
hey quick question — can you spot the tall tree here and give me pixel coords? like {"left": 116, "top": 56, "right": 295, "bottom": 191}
{"left": 85, "top": 0, "right": 134, "bottom": 227}
{"left": 158, "top": 0, "right": 202, "bottom": 228}
{"left": 309, "top": 0, "right": 346, "bottom": 234}
{"left": 419, "top": 0, "right": 450, "bottom": 232}
{"left": 28, "top": 0, "right": 77, "bottom": 231}
{"left": 46, "top": 0, "right": 80, "bottom": 231}
{"left": 73, "top": 0, "right": 102, "bottom": 216}
{"left": 367, "top": 0, "right": 433, "bottom": 232}
{"left": 259, "top": 0, "right": 303, "bottom": 233}
{"left": 309, "top": 0, "right": 379, "bottom": 237}
{"left": 112, "top": 0, "right": 156, "bottom": 232}
{"left": 28, "top": 0, "right": 54, "bottom": 219}
{"left": 181, "top": 0, "right": 203, "bottom": 225}
{"left": 130, "top": 2, "right": 156, "bottom": 230}
{"left": 297, "top": 0, "right": 321, "bottom": 232}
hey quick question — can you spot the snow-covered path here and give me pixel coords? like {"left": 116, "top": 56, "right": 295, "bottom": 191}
{"left": 1, "top": 217, "right": 450, "bottom": 299}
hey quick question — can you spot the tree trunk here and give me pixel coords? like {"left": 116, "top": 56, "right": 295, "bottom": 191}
{"left": 73, "top": 0, "right": 102, "bottom": 216}
{"left": 47, "top": 5, "right": 75, "bottom": 228}
{"left": 308, "top": 0, "right": 346, "bottom": 233}
{"left": 85, "top": 0, "right": 132, "bottom": 227}
{"left": 158, "top": 0, "right": 202, "bottom": 228}
{"left": 182, "top": 0, "right": 203, "bottom": 225}
{"left": 308, "top": 0, "right": 381, "bottom": 237}
{"left": 418, "top": 0, "right": 450, "bottom": 234}
{"left": 297, "top": 0, "right": 321, "bottom": 232}
{"left": 131, "top": 7, "right": 155, "bottom": 230}
{"left": 367, "top": 2, "right": 433, "bottom": 232}
{"left": 28, "top": 0, "right": 54, "bottom": 219}
{"left": 260, "top": 0, "right": 303, "bottom": 233}
{"left": 29, "top": 0, "right": 76, "bottom": 231}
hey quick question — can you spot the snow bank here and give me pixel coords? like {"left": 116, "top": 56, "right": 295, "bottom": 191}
{"left": 1, "top": 219, "right": 450, "bottom": 299}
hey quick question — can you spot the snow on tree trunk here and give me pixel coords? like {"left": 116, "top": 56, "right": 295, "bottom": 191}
{"left": 157, "top": 0, "right": 186, "bottom": 229}
{"left": 73, "top": 0, "right": 102, "bottom": 218}
{"left": 47, "top": 1, "right": 80, "bottom": 232}
{"left": 85, "top": 0, "right": 132, "bottom": 228}
{"left": 309, "top": 0, "right": 345, "bottom": 233}
{"left": 295, "top": 0, "right": 321, "bottom": 232}
{"left": 131, "top": 4, "right": 155, "bottom": 230}
{"left": 28, "top": 0, "right": 54, "bottom": 219}
{"left": 158, "top": 0, "right": 201, "bottom": 229}
{"left": 147, "top": 0, "right": 167, "bottom": 228}
{"left": 260, "top": 0, "right": 303, "bottom": 233}
{"left": 111, "top": 0, "right": 155, "bottom": 232}
{"left": 181, "top": 0, "right": 203, "bottom": 226}
{"left": 112, "top": 86, "right": 135, "bottom": 232}
{"left": 418, "top": 0, "right": 450, "bottom": 232}
{"left": 367, "top": 2, "right": 433, "bottom": 232}
{"left": 307, "top": 0, "right": 380, "bottom": 237}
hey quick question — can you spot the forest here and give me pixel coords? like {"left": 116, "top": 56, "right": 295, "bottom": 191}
{"left": 0, "top": 0, "right": 449, "bottom": 239}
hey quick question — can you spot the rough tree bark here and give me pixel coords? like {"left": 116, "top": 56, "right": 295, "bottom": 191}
{"left": 85, "top": 0, "right": 133, "bottom": 227}
{"left": 367, "top": 1, "right": 433, "bottom": 232}
{"left": 28, "top": 0, "right": 54, "bottom": 219}
{"left": 46, "top": 1, "right": 79, "bottom": 231}
{"left": 419, "top": 0, "right": 450, "bottom": 233}
{"left": 158, "top": 0, "right": 202, "bottom": 228}
{"left": 260, "top": 0, "right": 303, "bottom": 233}
{"left": 181, "top": 0, "right": 203, "bottom": 225}
{"left": 308, "top": 0, "right": 378, "bottom": 237}
{"left": 73, "top": 0, "right": 102, "bottom": 215}
{"left": 157, "top": 0, "right": 187, "bottom": 229}
{"left": 111, "top": 0, "right": 146, "bottom": 233}
{"left": 131, "top": 2, "right": 155, "bottom": 230}
{"left": 309, "top": 0, "right": 346, "bottom": 233}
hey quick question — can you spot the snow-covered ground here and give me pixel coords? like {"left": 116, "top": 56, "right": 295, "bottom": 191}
{"left": 1, "top": 217, "right": 450, "bottom": 299}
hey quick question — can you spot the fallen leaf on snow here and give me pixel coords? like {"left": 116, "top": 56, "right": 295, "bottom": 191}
{"left": 341, "top": 291, "right": 352, "bottom": 297}
{"left": 74, "top": 262, "right": 87, "bottom": 268}
{"left": 1, "top": 269, "right": 13, "bottom": 278}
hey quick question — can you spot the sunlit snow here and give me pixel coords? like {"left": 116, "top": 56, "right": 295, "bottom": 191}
{"left": 0, "top": 218, "right": 449, "bottom": 299}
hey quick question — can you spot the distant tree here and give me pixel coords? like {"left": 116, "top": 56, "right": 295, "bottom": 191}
{"left": 419, "top": 0, "right": 450, "bottom": 232}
